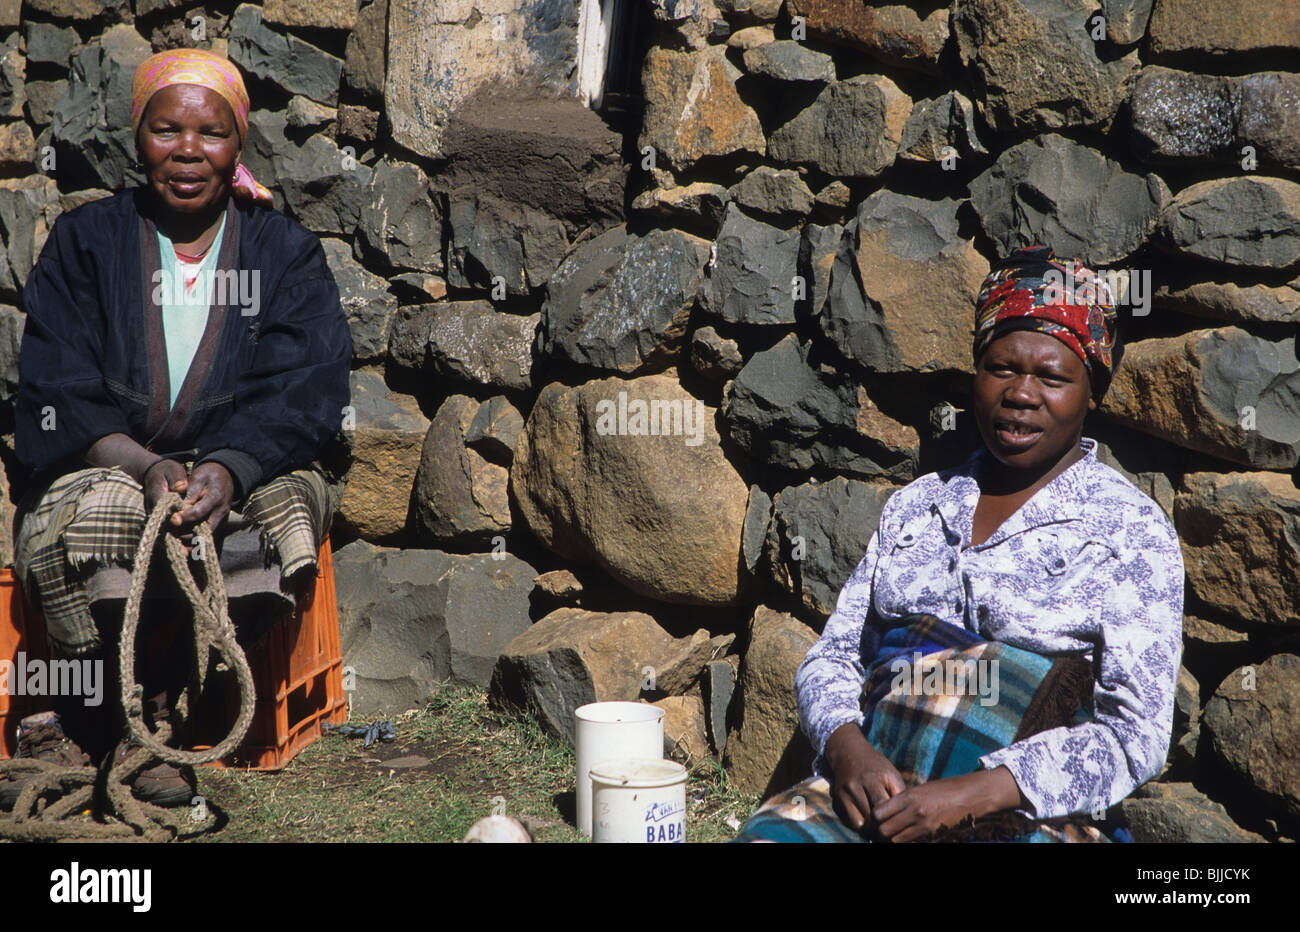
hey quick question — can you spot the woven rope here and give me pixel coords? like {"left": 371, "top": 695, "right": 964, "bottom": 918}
{"left": 0, "top": 492, "right": 255, "bottom": 840}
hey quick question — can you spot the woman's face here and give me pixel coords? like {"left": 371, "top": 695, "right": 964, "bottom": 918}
{"left": 972, "top": 329, "right": 1096, "bottom": 473}
{"left": 137, "top": 83, "right": 241, "bottom": 217}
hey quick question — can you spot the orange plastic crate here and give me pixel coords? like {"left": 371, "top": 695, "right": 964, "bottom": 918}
{"left": 0, "top": 568, "right": 53, "bottom": 758}
{"left": 0, "top": 541, "right": 347, "bottom": 770}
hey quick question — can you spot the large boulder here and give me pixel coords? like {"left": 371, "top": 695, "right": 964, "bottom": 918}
{"left": 1155, "top": 177, "right": 1300, "bottom": 271}
{"left": 728, "top": 166, "right": 815, "bottom": 225}
{"left": 701, "top": 204, "right": 801, "bottom": 326}
{"left": 541, "top": 225, "right": 710, "bottom": 373}
{"left": 1101, "top": 328, "right": 1300, "bottom": 469}
{"left": 0, "top": 176, "right": 60, "bottom": 303}
{"left": 1154, "top": 275, "right": 1300, "bottom": 325}
{"left": 898, "top": 91, "right": 988, "bottom": 163}
{"left": 488, "top": 607, "right": 684, "bottom": 744}
{"left": 723, "top": 334, "right": 921, "bottom": 481}
{"left": 264, "top": 0, "right": 360, "bottom": 29}
{"left": 819, "top": 191, "right": 987, "bottom": 375}
{"left": 784, "top": 0, "right": 949, "bottom": 74}
{"left": 273, "top": 129, "right": 373, "bottom": 237}
{"left": 320, "top": 238, "right": 397, "bottom": 364}
{"left": 766, "top": 478, "right": 897, "bottom": 618}
{"left": 413, "top": 395, "right": 512, "bottom": 548}
{"left": 1147, "top": 0, "right": 1300, "bottom": 58}
{"left": 335, "top": 370, "right": 430, "bottom": 540}
{"left": 49, "top": 25, "right": 152, "bottom": 191}
{"left": 1174, "top": 471, "right": 1300, "bottom": 627}
{"left": 1202, "top": 653, "right": 1300, "bottom": 822}
{"left": 969, "top": 133, "right": 1169, "bottom": 266}
{"left": 638, "top": 46, "right": 766, "bottom": 172}
{"left": 724, "top": 606, "right": 818, "bottom": 796}
{"left": 344, "top": 0, "right": 388, "bottom": 100}
{"left": 229, "top": 3, "right": 344, "bottom": 105}
{"left": 388, "top": 302, "right": 538, "bottom": 393}
{"left": 446, "top": 193, "right": 570, "bottom": 296}
{"left": 1120, "top": 783, "right": 1265, "bottom": 843}
{"left": 511, "top": 373, "right": 752, "bottom": 606}
{"left": 336, "top": 540, "right": 537, "bottom": 713}
{"left": 767, "top": 74, "right": 911, "bottom": 178}
{"left": 355, "top": 158, "right": 444, "bottom": 274}
{"left": 1128, "top": 68, "right": 1300, "bottom": 172}
{"left": 952, "top": 0, "right": 1139, "bottom": 133}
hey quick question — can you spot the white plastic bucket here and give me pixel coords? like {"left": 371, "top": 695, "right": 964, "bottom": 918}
{"left": 590, "top": 758, "right": 687, "bottom": 844}
{"left": 574, "top": 701, "right": 664, "bottom": 837}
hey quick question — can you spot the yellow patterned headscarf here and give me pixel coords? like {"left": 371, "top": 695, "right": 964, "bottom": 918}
{"left": 132, "top": 48, "right": 273, "bottom": 204}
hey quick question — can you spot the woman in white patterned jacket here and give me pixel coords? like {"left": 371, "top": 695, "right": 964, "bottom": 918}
{"left": 738, "top": 246, "right": 1184, "bottom": 843}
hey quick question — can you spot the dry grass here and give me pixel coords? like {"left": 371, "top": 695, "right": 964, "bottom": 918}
{"left": 190, "top": 684, "right": 759, "bottom": 843}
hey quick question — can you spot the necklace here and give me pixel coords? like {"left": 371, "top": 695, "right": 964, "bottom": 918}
{"left": 174, "top": 241, "right": 213, "bottom": 262}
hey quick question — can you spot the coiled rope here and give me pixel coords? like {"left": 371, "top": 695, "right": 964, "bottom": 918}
{"left": 0, "top": 492, "right": 256, "bottom": 841}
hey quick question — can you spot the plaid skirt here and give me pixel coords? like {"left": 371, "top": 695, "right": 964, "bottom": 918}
{"left": 733, "top": 613, "right": 1131, "bottom": 844}
{"left": 13, "top": 465, "right": 332, "bottom": 657}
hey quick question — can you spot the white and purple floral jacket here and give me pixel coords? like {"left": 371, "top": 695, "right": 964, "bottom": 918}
{"left": 795, "top": 436, "right": 1185, "bottom": 820}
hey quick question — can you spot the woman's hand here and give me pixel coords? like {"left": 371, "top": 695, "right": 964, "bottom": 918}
{"left": 168, "top": 461, "right": 234, "bottom": 535}
{"left": 142, "top": 458, "right": 189, "bottom": 514}
{"left": 871, "top": 766, "right": 1024, "bottom": 843}
{"left": 824, "top": 722, "right": 906, "bottom": 834}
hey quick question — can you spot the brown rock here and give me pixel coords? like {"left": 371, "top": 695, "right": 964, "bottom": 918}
{"left": 511, "top": 373, "right": 752, "bottom": 606}
{"left": 1155, "top": 276, "right": 1300, "bottom": 325}
{"left": 0, "top": 0, "right": 17, "bottom": 28}
{"left": 336, "top": 370, "right": 430, "bottom": 540}
{"left": 488, "top": 607, "right": 681, "bottom": 743}
{"left": 631, "top": 182, "right": 730, "bottom": 231}
{"left": 826, "top": 191, "right": 988, "bottom": 375}
{"left": 1156, "top": 176, "right": 1300, "bottom": 271}
{"left": 1174, "top": 471, "right": 1300, "bottom": 627}
{"left": 344, "top": 0, "right": 387, "bottom": 99}
{"left": 534, "top": 569, "right": 582, "bottom": 602}
{"left": 414, "top": 395, "right": 510, "bottom": 548}
{"left": 264, "top": 0, "right": 359, "bottom": 29}
{"left": 1121, "top": 784, "right": 1266, "bottom": 842}
{"left": 727, "top": 25, "right": 776, "bottom": 49}
{"left": 388, "top": 302, "right": 538, "bottom": 392}
{"left": 0, "top": 121, "right": 34, "bottom": 171}
{"left": 768, "top": 74, "right": 911, "bottom": 178}
{"left": 638, "top": 47, "right": 766, "bottom": 172}
{"left": 338, "top": 104, "right": 379, "bottom": 145}
{"left": 655, "top": 694, "right": 710, "bottom": 766}
{"left": 724, "top": 607, "right": 818, "bottom": 796}
{"left": 1148, "top": 0, "right": 1300, "bottom": 57}
{"left": 785, "top": 0, "right": 949, "bottom": 74}
{"left": 1203, "top": 653, "right": 1300, "bottom": 821}
{"left": 953, "top": 0, "right": 1139, "bottom": 133}
{"left": 1182, "top": 613, "right": 1250, "bottom": 647}
{"left": 690, "top": 326, "right": 744, "bottom": 382}
{"left": 653, "top": 629, "right": 714, "bottom": 696}
{"left": 1101, "top": 328, "right": 1300, "bottom": 469}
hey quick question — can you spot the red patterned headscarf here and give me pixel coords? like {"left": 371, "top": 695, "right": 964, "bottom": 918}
{"left": 973, "top": 246, "right": 1118, "bottom": 399}
{"left": 131, "top": 48, "right": 273, "bottom": 205}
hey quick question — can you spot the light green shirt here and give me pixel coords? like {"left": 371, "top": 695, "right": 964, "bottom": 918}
{"left": 155, "top": 214, "right": 227, "bottom": 410}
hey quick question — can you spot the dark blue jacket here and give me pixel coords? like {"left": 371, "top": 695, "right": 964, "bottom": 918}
{"left": 15, "top": 187, "right": 352, "bottom": 499}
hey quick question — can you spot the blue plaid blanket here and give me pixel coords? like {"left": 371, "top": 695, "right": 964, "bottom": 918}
{"left": 735, "top": 613, "right": 1132, "bottom": 843}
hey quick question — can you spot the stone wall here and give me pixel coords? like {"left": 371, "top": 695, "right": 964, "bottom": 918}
{"left": 0, "top": 0, "right": 1295, "bottom": 842}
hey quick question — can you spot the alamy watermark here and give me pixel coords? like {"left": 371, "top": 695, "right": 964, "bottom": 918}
{"left": 152, "top": 267, "right": 261, "bottom": 316}
{"left": 0, "top": 653, "right": 103, "bottom": 707}
{"left": 888, "top": 651, "right": 1000, "bottom": 707}
{"left": 595, "top": 392, "right": 706, "bottom": 447}
{"left": 1042, "top": 265, "right": 1151, "bottom": 317}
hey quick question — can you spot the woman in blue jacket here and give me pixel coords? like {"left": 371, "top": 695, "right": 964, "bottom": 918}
{"left": 3, "top": 49, "right": 351, "bottom": 806}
